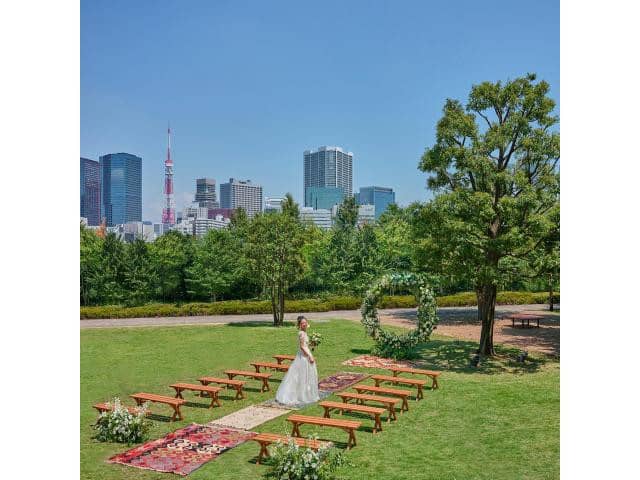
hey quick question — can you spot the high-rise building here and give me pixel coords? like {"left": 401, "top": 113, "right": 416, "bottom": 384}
{"left": 303, "top": 146, "right": 353, "bottom": 207}
{"left": 304, "top": 186, "right": 344, "bottom": 210}
{"left": 99, "top": 153, "right": 142, "bottom": 226}
{"left": 195, "top": 178, "right": 219, "bottom": 208}
{"left": 220, "top": 178, "right": 263, "bottom": 217}
{"left": 264, "top": 197, "right": 286, "bottom": 213}
{"left": 80, "top": 157, "right": 101, "bottom": 225}
{"left": 357, "top": 186, "right": 396, "bottom": 219}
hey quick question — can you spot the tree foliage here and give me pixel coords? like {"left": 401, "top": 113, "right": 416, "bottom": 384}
{"left": 416, "top": 73, "right": 560, "bottom": 355}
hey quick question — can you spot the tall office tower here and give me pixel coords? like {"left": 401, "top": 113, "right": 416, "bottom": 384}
{"left": 303, "top": 146, "right": 353, "bottom": 207}
{"left": 219, "top": 178, "right": 263, "bottom": 217}
{"left": 357, "top": 186, "right": 396, "bottom": 219}
{"left": 99, "top": 153, "right": 142, "bottom": 226}
{"left": 304, "top": 186, "right": 344, "bottom": 210}
{"left": 195, "top": 178, "right": 219, "bottom": 208}
{"left": 162, "top": 127, "right": 175, "bottom": 225}
{"left": 80, "top": 157, "right": 101, "bottom": 225}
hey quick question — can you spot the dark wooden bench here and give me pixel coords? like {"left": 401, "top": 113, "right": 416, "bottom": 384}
{"left": 250, "top": 361, "right": 290, "bottom": 373}
{"left": 504, "top": 313, "right": 543, "bottom": 328}
{"left": 224, "top": 370, "right": 272, "bottom": 392}
{"left": 353, "top": 385, "right": 412, "bottom": 412}
{"left": 273, "top": 354, "right": 296, "bottom": 364}
{"left": 93, "top": 402, "right": 147, "bottom": 416}
{"left": 198, "top": 376, "right": 246, "bottom": 400}
{"left": 371, "top": 374, "right": 427, "bottom": 400}
{"left": 337, "top": 392, "right": 400, "bottom": 421}
{"left": 252, "top": 433, "right": 332, "bottom": 464}
{"left": 170, "top": 383, "right": 222, "bottom": 408}
{"left": 319, "top": 401, "right": 386, "bottom": 433}
{"left": 287, "top": 414, "right": 361, "bottom": 449}
{"left": 389, "top": 367, "right": 442, "bottom": 390}
{"left": 130, "top": 393, "right": 186, "bottom": 421}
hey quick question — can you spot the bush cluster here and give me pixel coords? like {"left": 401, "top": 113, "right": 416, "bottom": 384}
{"left": 80, "top": 291, "right": 559, "bottom": 319}
{"left": 264, "top": 439, "right": 350, "bottom": 480}
{"left": 93, "top": 398, "right": 150, "bottom": 444}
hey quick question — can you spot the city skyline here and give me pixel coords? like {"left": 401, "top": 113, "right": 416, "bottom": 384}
{"left": 81, "top": 1, "right": 559, "bottom": 221}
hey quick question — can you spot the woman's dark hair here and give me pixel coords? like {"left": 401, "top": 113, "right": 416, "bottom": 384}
{"left": 296, "top": 315, "right": 306, "bottom": 327}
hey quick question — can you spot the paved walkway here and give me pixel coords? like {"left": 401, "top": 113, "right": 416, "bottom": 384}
{"left": 80, "top": 304, "right": 549, "bottom": 329}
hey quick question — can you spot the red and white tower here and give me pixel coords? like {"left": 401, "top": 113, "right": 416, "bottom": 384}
{"left": 161, "top": 125, "right": 176, "bottom": 225}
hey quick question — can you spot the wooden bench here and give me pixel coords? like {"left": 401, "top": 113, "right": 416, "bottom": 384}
{"left": 250, "top": 361, "right": 290, "bottom": 373}
{"left": 273, "top": 354, "right": 296, "bottom": 364}
{"left": 319, "top": 401, "right": 386, "bottom": 433}
{"left": 93, "top": 402, "right": 147, "bottom": 416}
{"left": 252, "top": 433, "right": 332, "bottom": 464}
{"left": 389, "top": 367, "right": 442, "bottom": 390}
{"left": 199, "top": 376, "right": 246, "bottom": 400}
{"left": 130, "top": 393, "right": 186, "bottom": 421}
{"left": 224, "top": 370, "right": 272, "bottom": 392}
{"left": 170, "top": 383, "right": 222, "bottom": 408}
{"left": 371, "top": 374, "right": 427, "bottom": 400}
{"left": 287, "top": 414, "right": 361, "bottom": 449}
{"left": 337, "top": 392, "right": 400, "bottom": 421}
{"left": 353, "top": 385, "right": 412, "bottom": 412}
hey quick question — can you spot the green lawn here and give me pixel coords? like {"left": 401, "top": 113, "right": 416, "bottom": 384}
{"left": 81, "top": 320, "right": 559, "bottom": 480}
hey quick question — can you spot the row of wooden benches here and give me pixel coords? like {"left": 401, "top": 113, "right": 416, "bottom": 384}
{"left": 253, "top": 367, "right": 442, "bottom": 463}
{"left": 93, "top": 355, "right": 440, "bottom": 427}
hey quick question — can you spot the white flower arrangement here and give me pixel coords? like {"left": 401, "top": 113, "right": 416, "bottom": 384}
{"left": 265, "top": 436, "right": 350, "bottom": 480}
{"left": 94, "top": 397, "right": 151, "bottom": 444}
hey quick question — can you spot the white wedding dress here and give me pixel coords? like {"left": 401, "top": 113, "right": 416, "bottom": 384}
{"left": 275, "top": 330, "right": 319, "bottom": 406}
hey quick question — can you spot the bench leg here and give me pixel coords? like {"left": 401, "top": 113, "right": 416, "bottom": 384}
{"left": 401, "top": 397, "right": 409, "bottom": 412}
{"left": 253, "top": 365, "right": 261, "bottom": 373}
{"left": 417, "top": 386, "right": 423, "bottom": 400}
{"left": 236, "top": 386, "right": 244, "bottom": 400}
{"left": 323, "top": 407, "right": 331, "bottom": 418}
{"left": 432, "top": 377, "right": 439, "bottom": 390}
{"left": 374, "top": 379, "right": 381, "bottom": 387}
{"left": 174, "top": 389, "right": 184, "bottom": 399}
{"left": 291, "top": 423, "right": 301, "bottom": 437}
{"left": 262, "top": 379, "right": 270, "bottom": 392}
{"left": 209, "top": 392, "right": 221, "bottom": 408}
{"left": 256, "top": 442, "right": 269, "bottom": 464}
{"left": 347, "top": 429, "right": 356, "bottom": 448}
{"left": 389, "top": 406, "right": 397, "bottom": 421}
{"left": 374, "top": 414, "right": 382, "bottom": 433}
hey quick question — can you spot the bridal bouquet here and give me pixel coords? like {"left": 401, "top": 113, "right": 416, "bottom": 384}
{"left": 309, "top": 332, "right": 322, "bottom": 350}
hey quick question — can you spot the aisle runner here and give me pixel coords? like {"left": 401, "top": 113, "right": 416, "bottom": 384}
{"left": 209, "top": 405, "right": 290, "bottom": 430}
{"left": 318, "top": 372, "right": 369, "bottom": 393}
{"left": 108, "top": 424, "right": 255, "bottom": 476}
{"left": 341, "top": 354, "right": 419, "bottom": 370}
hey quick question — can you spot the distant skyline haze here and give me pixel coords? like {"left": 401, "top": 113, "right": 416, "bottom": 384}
{"left": 81, "top": 0, "right": 559, "bottom": 222}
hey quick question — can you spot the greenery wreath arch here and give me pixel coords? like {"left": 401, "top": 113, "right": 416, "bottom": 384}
{"left": 360, "top": 272, "right": 439, "bottom": 359}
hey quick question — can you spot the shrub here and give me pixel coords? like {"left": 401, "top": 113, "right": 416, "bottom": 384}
{"left": 80, "top": 291, "right": 559, "bottom": 319}
{"left": 93, "top": 398, "right": 150, "bottom": 444}
{"left": 264, "top": 439, "right": 350, "bottom": 480}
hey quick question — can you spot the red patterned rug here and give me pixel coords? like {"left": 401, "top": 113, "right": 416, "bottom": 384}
{"left": 318, "top": 372, "right": 369, "bottom": 394}
{"left": 108, "top": 423, "right": 256, "bottom": 476}
{"left": 341, "top": 354, "right": 419, "bottom": 370}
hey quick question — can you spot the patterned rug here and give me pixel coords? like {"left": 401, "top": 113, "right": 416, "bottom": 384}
{"left": 108, "top": 424, "right": 256, "bottom": 476}
{"left": 341, "top": 355, "right": 419, "bottom": 370}
{"left": 209, "top": 405, "right": 290, "bottom": 430}
{"left": 318, "top": 372, "right": 369, "bottom": 393}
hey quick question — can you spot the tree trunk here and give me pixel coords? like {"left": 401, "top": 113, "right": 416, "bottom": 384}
{"left": 548, "top": 273, "right": 554, "bottom": 311}
{"left": 278, "top": 287, "right": 285, "bottom": 327}
{"left": 270, "top": 286, "right": 280, "bottom": 326}
{"left": 477, "top": 284, "right": 497, "bottom": 356}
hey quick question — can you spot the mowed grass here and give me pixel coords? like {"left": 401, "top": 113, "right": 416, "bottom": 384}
{"left": 81, "top": 320, "right": 559, "bottom": 480}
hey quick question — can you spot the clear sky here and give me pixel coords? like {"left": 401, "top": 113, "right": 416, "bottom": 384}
{"left": 81, "top": 0, "right": 559, "bottom": 222}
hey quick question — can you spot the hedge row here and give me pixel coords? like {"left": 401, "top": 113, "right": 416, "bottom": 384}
{"left": 80, "top": 291, "right": 559, "bottom": 319}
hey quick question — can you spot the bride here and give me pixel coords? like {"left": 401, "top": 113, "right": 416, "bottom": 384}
{"left": 275, "top": 316, "right": 319, "bottom": 406}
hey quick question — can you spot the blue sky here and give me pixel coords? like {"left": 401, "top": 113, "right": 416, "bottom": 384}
{"left": 81, "top": 0, "right": 559, "bottom": 222}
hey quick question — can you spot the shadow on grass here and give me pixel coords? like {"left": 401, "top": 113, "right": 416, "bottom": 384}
{"left": 414, "top": 339, "right": 547, "bottom": 374}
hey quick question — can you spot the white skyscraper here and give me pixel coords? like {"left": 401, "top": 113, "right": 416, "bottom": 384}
{"left": 220, "top": 178, "right": 263, "bottom": 218}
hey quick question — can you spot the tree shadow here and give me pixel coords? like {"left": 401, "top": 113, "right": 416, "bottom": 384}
{"left": 350, "top": 348, "right": 370, "bottom": 355}
{"left": 413, "top": 339, "right": 547, "bottom": 375}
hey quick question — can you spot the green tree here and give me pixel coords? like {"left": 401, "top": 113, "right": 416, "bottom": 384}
{"left": 417, "top": 73, "right": 560, "bottom": 355}
{"left": 150, "top": 230, "right": 194, "bottom": 301}
{"left": 80, "top": 223, "right": 103, "bottom": 305}
{"left": 281, "top": 193, "right": 300, "bottom": 219}
{"left": 335, "top": 195, "right": 358, "bottom": 230}
{"left": 186, "top": 229, "right": 240, "bottom": 301}
{"left": 123, "top": 239, "right": 155, "bottom": 306}
{"left": 100, "top": 232, "right": 127, "bottom": 304}
{"left": 245, "top": 212, "right": 306, "bottom": 326}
